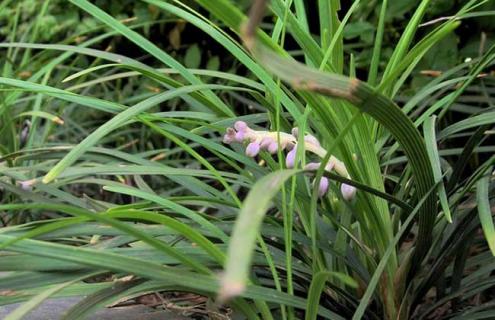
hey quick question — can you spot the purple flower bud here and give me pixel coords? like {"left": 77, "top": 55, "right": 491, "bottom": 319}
{"left": 19, "top": 180, "right": 35, "bottom": 191}
{"left": 304, "top": 162, "right": 321, "bottom": 171}
{"left": 246, "top": 142, "right": 261, "bottom": 157}
{"left": 285, "top": 147, "right": 296, "bottom": 168}
{"left": 234, "top": 121, "right": 248, "bottom": 131}
{"left": 235, "top": 130, "right": 246, "bottom": 142}
{"left": 318, "top": 177, "right": 329, "bottom": 197}
{"left": 341, "top": 183, "right": 356, "bottom": 201}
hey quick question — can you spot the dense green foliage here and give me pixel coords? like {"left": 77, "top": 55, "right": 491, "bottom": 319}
{"left": 0, "top": 0, "right": 494, "bottom": 319}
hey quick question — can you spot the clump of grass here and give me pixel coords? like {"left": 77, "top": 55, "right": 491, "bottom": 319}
{"left": 0, "top": 0, "right": 494, "bottom": 319}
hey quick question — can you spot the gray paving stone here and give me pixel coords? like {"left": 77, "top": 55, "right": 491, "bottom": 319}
{"left": 0, "top": 297, "right": 189, "bottom": 320}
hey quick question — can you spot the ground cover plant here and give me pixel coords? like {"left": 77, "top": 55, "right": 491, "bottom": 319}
{"left": 0, "top": 0, "right": 494, "bottom": 319}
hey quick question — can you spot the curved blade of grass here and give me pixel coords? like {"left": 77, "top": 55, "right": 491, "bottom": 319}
{"left": 0, "top": 271, "right": 99, "bottom": 293}
{"left": 104, "top": 184, "right": 229, "bottom": 246}
{"left": 368, "top": 0, "right": 388, "bottom": 85}
{"left": 0, "top": 77, "right": 124, "bottom": 113}
{"left": 438, "top": 111, "right": 495, "bottom": 140}
{"left": 108, "top": 210, "right": 225, "bottom": 264}
{"left": 62, "top": 63, "right": 121, "bottom": 82}
{"left": 424, "top": 116, "right": 452, "bottom": 222}
{"left": 69, "top": 0, "right": 234, "bottom": 117}
{"left": 476, "top": 168, "right": 495, "bottom": 256}
{"left": 0, "top": 248, "right": 218, "bottom": 272}
{"left": 61, "top": 64, "right": 264, "bottom": 91}
{"left": 219, "top": 169, "right": 299, "bottom": 301}
{"left": 436, "top": 44, "right": 495, "bottom": 119}
{"left": 53, "top": 165, "right": 245, "bottom": 184}
{"left": 403, "top": 75, "right": 471, "bottom": 115}
{"left": 305, "top": 271, "right": 357, "bottom": 320}
{"left": 15, "top": 111, "right": 64, "bottom": 125}
{"left": 446, "top": 123, "right": 491, "bottom": 193}
{"left": 0, "top": 23, "right": 149, "bottom": 101}
{"left": 380, "top": 0, "right": 431, "bottom": 94}
{"left": 108, "top": 210, "right": 226, "bottom": 266}
{"left": 42, "top": 84, "right": 230, "bottom": 184}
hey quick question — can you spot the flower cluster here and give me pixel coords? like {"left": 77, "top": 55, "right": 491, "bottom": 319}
{"left": 224, "top": 121, "right": 356, "bottom": 200}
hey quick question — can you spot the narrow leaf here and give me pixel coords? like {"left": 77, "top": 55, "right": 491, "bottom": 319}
{"left": 476, "top": 168, "right": 495, "bottom": 256}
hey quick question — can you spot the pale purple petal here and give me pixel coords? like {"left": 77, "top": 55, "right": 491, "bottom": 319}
{"left": 304, "top": 134, "right": 320, "bottom": 147}
{"left": 341, "top": 183, "right": 357, "bottom": 201}
{"left": 235, "top": 130, "right": 246, "bottom": 142}
{"left": 246, "top": 142, "right": 261, "bottom": 157}
{"left": 318, "top": 177, "right": 329, "bottom": 197}
{"left": 285, "top": 147, "right": 296, "bottom": 168}
{"left": 223, "top": 128, "right": 236, "bottom": 144}
{"left": 304, "top": 162, "right": 321, "bottom": 171}
{"left": 291, "top": 127, "right": 299, "bottom": 138}
{"left": 260, "top": 137, "right": 274, "bottom": 149}
{"left": 268, "top": 142, "right": 278, "bottom": 154}
{"left": 324, "top": 161, "right": 335, "bottom": 171}
{"left": 223, "top": 135, "right": 233, "bottom": 144}
{"left": 19, "top": 180, "right": 35, "bottom": 191}
{"left": 234, "top": 121, "right": 248, "bottom": 131}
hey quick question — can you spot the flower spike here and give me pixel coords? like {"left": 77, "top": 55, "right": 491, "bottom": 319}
{"left": 223, "top": 123, "right": 356, "bottom": 200}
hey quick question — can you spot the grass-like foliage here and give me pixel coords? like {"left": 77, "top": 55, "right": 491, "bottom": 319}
{"left": 0, "top": 0, "right": 494, "bottom": 319}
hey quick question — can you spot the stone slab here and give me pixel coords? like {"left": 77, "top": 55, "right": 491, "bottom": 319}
{"left": 0, "top": 297, "right": 189, "bottom": 320}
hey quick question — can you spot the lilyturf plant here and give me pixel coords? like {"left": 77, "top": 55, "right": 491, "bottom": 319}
{"left": 0, "top": 0, "right": 493, "bottom": 319}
